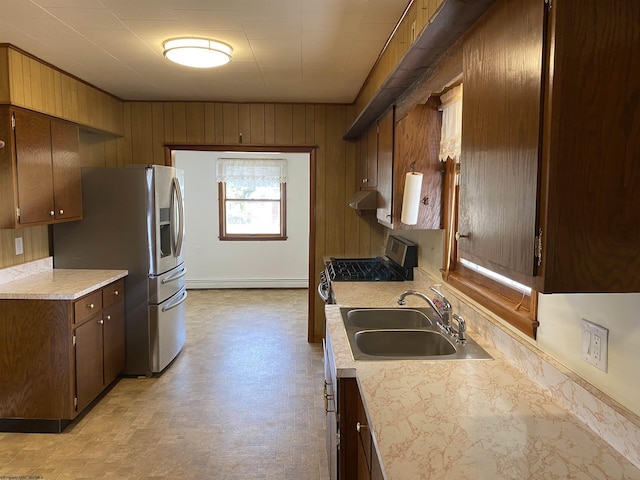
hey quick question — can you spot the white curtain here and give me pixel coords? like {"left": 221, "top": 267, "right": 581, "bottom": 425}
{"left": 439, "top": 84, "right": 463, "bottom": 162}
{"left": 216, "top": 158, "right": 287, "bottom": 186}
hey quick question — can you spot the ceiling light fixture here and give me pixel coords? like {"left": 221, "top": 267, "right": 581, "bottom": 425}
{"left": 163, "top": 37, "right": 232, "bottom": 68}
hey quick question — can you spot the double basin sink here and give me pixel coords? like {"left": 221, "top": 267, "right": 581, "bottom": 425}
{"left": 341, "top": 307, "right": 492, "bottom": 361}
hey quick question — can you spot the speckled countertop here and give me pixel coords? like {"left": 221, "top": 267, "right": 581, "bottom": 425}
{"left": 0, "top": 258, "right": 127, "bottom": 300}
{"left": 327, "top": 281, "right": 640, "bottom": 480}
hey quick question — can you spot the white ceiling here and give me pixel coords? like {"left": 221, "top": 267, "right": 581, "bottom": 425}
{"left": 0, "top": 0, "right": 410, "bottom": 103}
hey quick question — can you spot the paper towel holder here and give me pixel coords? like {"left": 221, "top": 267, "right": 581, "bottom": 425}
{"left": 401, "top": 162, "right": 424, "bottom": 225}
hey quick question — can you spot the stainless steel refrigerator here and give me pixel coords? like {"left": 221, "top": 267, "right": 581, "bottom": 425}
{"left": 53, "top": 165, "right": 187, "bottom": 376}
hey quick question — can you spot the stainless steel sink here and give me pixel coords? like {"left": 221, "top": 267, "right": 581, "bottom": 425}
{"left": 340, "top": 307, "right": 492, "bottom": 361}
{"left": 355, "top": 329, "right": 456, "bottom": 357}
{"left": 345, "top": 308, "right": 432, "bottom": 329}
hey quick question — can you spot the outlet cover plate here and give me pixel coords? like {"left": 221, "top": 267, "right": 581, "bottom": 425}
{"left": 581, "top": 318, "right": 608, "bottom": 372}
{"left": 14, "top": 237, "right": 23, "bottom": 255}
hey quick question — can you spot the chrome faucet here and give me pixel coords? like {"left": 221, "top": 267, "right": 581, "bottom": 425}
{"left": 397, "top": 287, "right": 467, "bottom": 343}
{"left": 428, "top": 286, "right": 452, "bottom": 332}
{"left": 397, "top": 289, "right": 451, "bottom": 331}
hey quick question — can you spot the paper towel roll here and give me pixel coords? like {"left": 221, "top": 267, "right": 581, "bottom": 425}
{"left": 401, "top": 171, "right": 423, "bottom": 225}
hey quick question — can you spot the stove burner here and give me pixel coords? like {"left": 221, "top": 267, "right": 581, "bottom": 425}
{"left": 327, "top": 257, "right": 404, "bottom": 282}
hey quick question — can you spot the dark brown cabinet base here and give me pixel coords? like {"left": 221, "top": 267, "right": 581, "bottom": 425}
{"left": 0, "top": 279, "right": 125, "bottom": 433}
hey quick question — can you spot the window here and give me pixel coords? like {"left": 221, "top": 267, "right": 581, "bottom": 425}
{"left": 438, "top": 85, "right": 539, "bottom": 338}
{"left": 216, "top": 158, "right": 287, "bottom": 241}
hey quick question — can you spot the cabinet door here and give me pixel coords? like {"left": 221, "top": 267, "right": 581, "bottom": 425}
{"left": 51, "top": 120, "right": 82, "bottom": 221}
{"left": 356, "top": 388, "right": 371, "bottom": 479}
{"left": 393, "top": 103, "right": 443, "bottom": 229}
{"left": 323, "top": 339, "right": 338, "bottom": 480}
{"left": 75, "top": 315, "right": 104, "bottom": 412}
{"left": 376, "top": 108, "right": 394, "bottom": 226}
{"left": 364, "top": 125, "right": 378, "bottom": 189}
{"left": 540, "top": 0, "right": 640, "bottom": 293}
{"left": 13, "top": 110, "right": 55, "bottom": 225}
{"left": 458, "top": 0, "right": 544, "bottom": 284}
{"left": 103, "top": 300, "right": 125, "bottom": 387}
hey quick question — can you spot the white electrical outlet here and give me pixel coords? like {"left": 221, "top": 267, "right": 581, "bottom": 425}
{"left": 581, "top": 318, "right": 608, "bottom": 372}
{"left": 14, "top": 236, "right": 23, "bottom": 255}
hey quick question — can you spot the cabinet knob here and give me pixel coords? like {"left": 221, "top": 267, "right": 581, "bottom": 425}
{"left": 356, "top": 422, "right": 368, "bottom": 433}
{"left": 105, "top": 315, "right": 111, "bottom": 321}
{"left": 50, "top": 210, "right": 55, "bottom": 216}
{"left": 362, "top": 178, "right": 368, "bottom": 183}
{"left": 87, "top": 303, "right": 95, "bottom": 309}
{"left": 113, "top": 290, "right": 119, "bottom": 296}
{"left": 59, "top": 209, "right": 64, "bottom": 215}
{"left": 455, "top": 231, "right": 468, "bottom": 241}
{"left": 98, "top": 319, "right": 104, "bottom": 325}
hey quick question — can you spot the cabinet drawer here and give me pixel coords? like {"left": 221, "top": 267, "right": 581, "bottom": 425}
{"left": 74, "top": 291, "right": 102, "bottom": 325}
{"left": 102, "top": 279, "right": 124, "bottom": 308}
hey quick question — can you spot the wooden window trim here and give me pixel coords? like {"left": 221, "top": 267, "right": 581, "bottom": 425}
{"left": 440, "top": 158, "right": 539, "bottom": 339}
{"left": 218, "top": 182, "right": 288, "bottom": 241}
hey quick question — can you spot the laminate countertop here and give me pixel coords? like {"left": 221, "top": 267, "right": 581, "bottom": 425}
{"left": 0, "top": 268, "right": 128, "bottom": 300}
{"left": 327, "top": 281, "right": 640, "bottom": 480}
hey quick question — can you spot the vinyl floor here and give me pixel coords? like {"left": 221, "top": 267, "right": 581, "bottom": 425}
{"left": 0, "top": 289, "right": 330, "bottom": 480}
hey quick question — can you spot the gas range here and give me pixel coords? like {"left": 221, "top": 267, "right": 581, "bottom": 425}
{"left": 326, "top": 257, "right": 406, "bottom": 282}
{"left": 318, "top": 235, "right": 418, "bottom": 304}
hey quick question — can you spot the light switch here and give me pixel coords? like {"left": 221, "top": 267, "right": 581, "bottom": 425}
{"left": 581, "top": 318, "right": 608, "bottom": 372}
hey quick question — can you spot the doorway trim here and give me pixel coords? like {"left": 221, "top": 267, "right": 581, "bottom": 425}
{"left": 164, "top": 144, "right": 318, "bottom": 343}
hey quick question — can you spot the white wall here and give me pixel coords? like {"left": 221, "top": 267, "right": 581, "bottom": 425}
{"left": 175, "top": 150, "right": 310, "bottom": 289}
{"left": 405, "top": 229, "right": 640, "bottom": 417}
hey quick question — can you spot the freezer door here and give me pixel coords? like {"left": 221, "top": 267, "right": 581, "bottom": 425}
{"left": 148, "top": 263, "right": 187, "bottom": 305}
{"left": 149, "top": 286, "right": 188, "bottom": 373}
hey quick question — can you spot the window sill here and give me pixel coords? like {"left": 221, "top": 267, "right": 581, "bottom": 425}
{"left": 219, "top": 235, "right": 288, "bottom": 241}
{"left": 442, "top": 270, "right": 539, "bottom": 339}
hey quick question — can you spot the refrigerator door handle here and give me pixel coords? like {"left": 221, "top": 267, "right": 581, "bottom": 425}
{"left": 170, "top": 177, "right": 185, "bottom": 258}
{"left": 161, "top": 266, "right": 187, "bottom": 284}
{"left": 162, "top": 289, "right": 188, "bottom": 312}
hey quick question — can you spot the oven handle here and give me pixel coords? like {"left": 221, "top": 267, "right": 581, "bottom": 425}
{"left": 162, "top": 289, "right": 188, "bottom": 312}
{"left": 318, "top": 282, "right": 330, "bottom": 303}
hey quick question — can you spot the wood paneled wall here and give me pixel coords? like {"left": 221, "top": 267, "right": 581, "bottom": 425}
{"left": 0, "top": 45, "right": 123, "bottom": 135}
{"left": 0, "top": 226, "right": 49, "bottom": 268}
{"left": 97, "top": 100, "right": 386, "bottom": 340}
{"left": 354, "top": 0, "right": 444, "bottom": 118}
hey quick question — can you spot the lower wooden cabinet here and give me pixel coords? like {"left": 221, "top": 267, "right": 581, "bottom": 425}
{"left": 340, "top": 378, "right": 383, "bottom": 480}
{"left": 0, "top": 278, "right": 125, "bottom": 432}
{"left": 325, "top": 330, "right": 383, "bottom": 480}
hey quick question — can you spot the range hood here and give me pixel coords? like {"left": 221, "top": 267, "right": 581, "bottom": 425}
{"left": 348, "top": 190, "right": 377, "bottom": 211}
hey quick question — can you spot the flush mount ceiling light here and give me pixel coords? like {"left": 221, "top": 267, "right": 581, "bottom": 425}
{"left": 163, "top": 37, "right": 232, "bottom": 68}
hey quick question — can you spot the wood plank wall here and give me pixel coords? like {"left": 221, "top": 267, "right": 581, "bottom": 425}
{"left": 0, "top": 45, "right": 123, "bottom": 136}
{"left": 354, "top": 0, "right": 444, "bottom": 118}
{"left": 79, "top": 101, "right": 387, "bottom": 340}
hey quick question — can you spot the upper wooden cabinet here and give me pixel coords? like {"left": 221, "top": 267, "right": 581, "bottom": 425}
{"left": 358, "top": 125, "right": 378, "bottom": 190}
{"left": 376, "top": 108, "right": 394, "bottom": 226}
{"left": 373, "top": 104, "right": 443, "bottom": 230}
{"left": 393, "top": 103, "right": 443, "bottom": 230}
{"left": 0, "top": 107, "right": 82, "bottom": 228}
{"left": 459, "top": 0, "right": 640, "bottom": 293}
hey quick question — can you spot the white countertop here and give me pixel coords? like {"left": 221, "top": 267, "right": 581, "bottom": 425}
{"left": 0, "top": 266, "right": 127, "bottom": 300}
{"left": 327, "top": 281, "right": 640, "bottom": 479}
